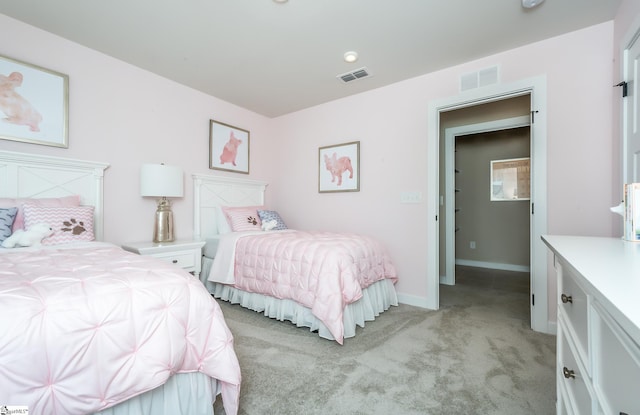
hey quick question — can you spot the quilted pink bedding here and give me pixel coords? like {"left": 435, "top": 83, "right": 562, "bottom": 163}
{"left": 210, "top": 230, "right": 398, "bottom": 344}
{"left": 0, "top": 243, "right": 241, "bottom": 415}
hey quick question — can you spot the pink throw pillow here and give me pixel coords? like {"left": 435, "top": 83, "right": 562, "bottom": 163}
{"left": 23, "top": 204, "right": 95, "bottom": 245}
{"left": 0, "top": 195, "right": 81, "bottom": 232}
{"left": 221, "top": 205, "right": 264, "bottom": 232}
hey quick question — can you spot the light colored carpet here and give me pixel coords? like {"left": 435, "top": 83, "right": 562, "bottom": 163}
{"left": 214, "top": 266, "right": 556, "bottom": 414}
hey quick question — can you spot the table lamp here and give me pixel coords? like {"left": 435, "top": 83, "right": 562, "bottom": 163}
{"left": 140, "top": 163, "right": 184, "bottom": 243}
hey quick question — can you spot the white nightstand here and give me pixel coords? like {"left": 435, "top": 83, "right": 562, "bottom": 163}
{"left": 122, "top": 240, "right": 206, "bottom": 277}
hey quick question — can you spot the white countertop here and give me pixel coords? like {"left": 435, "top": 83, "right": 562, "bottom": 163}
{"left": 542, "top": 235, "right": 640, "bottom": 344}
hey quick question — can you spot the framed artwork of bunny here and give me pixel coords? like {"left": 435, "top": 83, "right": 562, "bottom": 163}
{"left": 0, "top": 54, "right": 69, "bottom": 148}
{"left": 318, "top": 141, "right": 360, "bottom": 193}
{"left": 209, "top": 119, "right": 250, "bottom": 174}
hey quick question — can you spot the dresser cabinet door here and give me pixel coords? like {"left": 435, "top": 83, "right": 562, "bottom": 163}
{"left": 591, "top": 301, "right": 640, "bottom": 415}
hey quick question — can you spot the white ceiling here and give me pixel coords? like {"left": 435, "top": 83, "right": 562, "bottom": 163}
{"left": 0, "top": 0, "right": 621, "bottom": 118}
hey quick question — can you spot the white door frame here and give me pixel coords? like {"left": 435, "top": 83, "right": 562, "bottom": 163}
{"left": 442, "top": 115, "right": 531, "bottom": 286}
{"left": 427, "top": 75, "right": 551, "bottom": 334}
{"left": 621, "top": 15, "right": 640, "bottom": 185}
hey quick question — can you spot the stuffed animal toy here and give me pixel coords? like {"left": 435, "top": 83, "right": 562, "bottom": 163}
{"left": 1, "top": 223, "right": 54, "bottom": 248}
{"left": 261, "top": 219, "right": 278, "bottom": 231}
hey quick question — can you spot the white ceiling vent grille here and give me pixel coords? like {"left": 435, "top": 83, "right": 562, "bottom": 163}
{"left": 460, "top": 65, "right": 500, "bottom": 92}
{"left": 337, "top": 67, "right": 371, "bottom": 83}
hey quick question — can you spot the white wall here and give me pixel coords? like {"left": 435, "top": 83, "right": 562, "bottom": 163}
{"left": 0, "top": 14, "right": 619, "bottom": 318}
{"left": 269, "top": 22, "right": 615, "bottom": 308}
{"left": 0, "top": 14, "right": 276, "bottom": 245}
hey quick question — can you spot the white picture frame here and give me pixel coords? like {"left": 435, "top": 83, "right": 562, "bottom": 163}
{"left": 0, "top": 54, "right": 69, "bottom": 148}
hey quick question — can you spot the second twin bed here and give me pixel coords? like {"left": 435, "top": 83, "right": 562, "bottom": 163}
{"left": 193, "top": 174, "right": 399, "bottom": 344}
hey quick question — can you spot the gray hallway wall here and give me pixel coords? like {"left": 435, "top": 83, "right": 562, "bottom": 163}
{"left": 454, "top": 128, "right": 531, "bottom": 267}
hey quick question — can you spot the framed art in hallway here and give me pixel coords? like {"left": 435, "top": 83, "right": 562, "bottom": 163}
{"left": 490, "top": 157, "right": 530, "bottom": 201}
{"left": 0, "top": 54, "right": 69, "bottom": 148}
{"left": 319, "top": 141, "right": 360, "bottom": 193}
{"left": 209, "top": 119, "right": 250, "bottom": 174}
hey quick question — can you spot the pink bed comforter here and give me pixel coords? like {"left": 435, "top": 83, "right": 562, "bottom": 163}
{"left": 0, "top": 243, "right": 241, "bottom": 415}
{"left": 210, "top": 231, "right": 398, "bottom": 344}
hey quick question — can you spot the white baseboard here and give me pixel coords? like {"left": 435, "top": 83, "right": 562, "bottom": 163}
{"left": 396, "top": 293, "right": 433, "bottom": 310}
{"left": 455, "top": 259, "right": 530, "bottom": 273}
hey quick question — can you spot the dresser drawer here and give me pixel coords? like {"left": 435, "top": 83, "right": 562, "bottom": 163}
{"left": 152, "top": 251, "right": 196, "bottom": 268}
{"left": 558, "top": 319, "right": 593, "bottom": 415}
{"left": 558, "top": 264, "right": 589, "bottom": 371}
{"left": 591, "top": 301, "right": 640, "bottom": 415}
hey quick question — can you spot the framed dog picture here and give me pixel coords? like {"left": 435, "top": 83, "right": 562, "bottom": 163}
{"left": 0, "top": 54, "right": 69, "bottom": 148}
{"left": 209, "top": 119, "right": 250, "bottom": 174}
{"left": 319, "top": 141, "right": 360, "bottom": 193}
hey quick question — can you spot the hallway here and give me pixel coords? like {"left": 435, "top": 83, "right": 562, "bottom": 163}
{"left": 440, "top": 265, "right": 530, "bottom": 323}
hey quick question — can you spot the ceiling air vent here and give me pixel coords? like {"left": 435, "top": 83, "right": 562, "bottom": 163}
{"left": 460, "top": 65, "right": 499, "bottom": 92}
{"left": 337, "top": 67, "right": 371, "bottom": 83}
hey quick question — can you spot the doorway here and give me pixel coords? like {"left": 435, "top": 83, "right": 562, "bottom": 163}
{"left": 442, "top": 115, "right": 531, "bottom": 286}
{"left": 426, "top": 76, "right": 550, "bottom": 334}
{"left": 622, "top": 17, "right": 640, "bottom": 184}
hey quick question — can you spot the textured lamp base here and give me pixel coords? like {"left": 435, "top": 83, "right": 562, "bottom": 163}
{"left": 153, "top": 198, "right": 174, "bottom": 243}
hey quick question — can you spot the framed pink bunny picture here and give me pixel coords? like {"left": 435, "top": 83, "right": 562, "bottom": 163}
{"left": 209, "top": 119, "right": 250, "bottom": 174}
{"left": 0, "top": 54, "right": 68, "bottom": 148}
{"left": 318, "top": 141, "right": 360, "bottom": 193}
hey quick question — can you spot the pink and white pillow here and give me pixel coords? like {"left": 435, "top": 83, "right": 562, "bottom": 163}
{"left": 0, "top": 195, "right": 81, "bottom": 232}
{"left": 221, "top": 205, "right": 264, "bottom": 232}
{"left": 23, "top": 204, "right": 95, "bottom": 245}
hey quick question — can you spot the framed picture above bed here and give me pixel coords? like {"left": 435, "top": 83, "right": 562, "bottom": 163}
{"left": 209, "top": 119, "right": 250, "bottom": 174}
{"left": 0, "top": 54, "right": 69, "bottom": 148}
{"left": 319, "top": 141, "right": 360, "bottom": 193}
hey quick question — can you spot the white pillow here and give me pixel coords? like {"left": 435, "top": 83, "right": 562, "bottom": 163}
{"left": 215, "top": 206, "right": 232, "bottom": 234}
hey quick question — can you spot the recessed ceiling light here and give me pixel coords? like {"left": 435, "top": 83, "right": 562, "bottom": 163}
{"left": 522, "top": 0, "right": 544, "bottom": 8}
{"left": 273, "top": 0, "right": 288, "bottom": 3}
{"left": 344, "top": 51, "right": 358, "bottom": 63}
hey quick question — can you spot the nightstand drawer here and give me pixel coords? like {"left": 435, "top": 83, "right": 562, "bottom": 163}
{"left": 151, "top": 251, "right": 196, "bottom": 268}
{"left": 121, "top": 240, "right": 205, "bottom": 277}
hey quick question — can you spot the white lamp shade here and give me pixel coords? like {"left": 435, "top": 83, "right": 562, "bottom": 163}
{"left": 140, "top": 164, "right": 184, "bottom": 198}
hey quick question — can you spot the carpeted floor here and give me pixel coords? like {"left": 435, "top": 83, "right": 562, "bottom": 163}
{"left": 214, "top": 266, "right": 556, "bottom": 415}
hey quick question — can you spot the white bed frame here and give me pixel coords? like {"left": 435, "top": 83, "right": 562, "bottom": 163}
{"left": 193, "top": 172, "right": 267, "bottom": 240}
{"left": 1, "top": 151, "right": 222, "bottom": 414}
{"left": 0, "top": 150, "right": 109, "bottom": 240}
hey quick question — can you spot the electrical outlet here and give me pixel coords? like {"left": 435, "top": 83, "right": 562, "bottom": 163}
{"left": 470, "top": 241, "right": 476, "bottom": 249}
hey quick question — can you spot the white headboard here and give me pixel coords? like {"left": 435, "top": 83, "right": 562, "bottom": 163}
{"left": 0, "top": 150, "right": 110, "bottom": 240}
{"left": 193, "top": 173, "right": 267, "bottom": 240}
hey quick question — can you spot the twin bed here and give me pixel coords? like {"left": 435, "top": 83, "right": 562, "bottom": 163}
{"left": 1, "top": 151, "right": 399, "bottom": 415}
{"left": 192, "top": 173, "right": 399, "bottom": 345}
{"left": 0, "top": 152, "right": 240, "bottom": 415}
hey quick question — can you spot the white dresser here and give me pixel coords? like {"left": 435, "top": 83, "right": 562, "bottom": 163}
{"left": 542, "top": 235, "right": 640, "bottom": 415}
